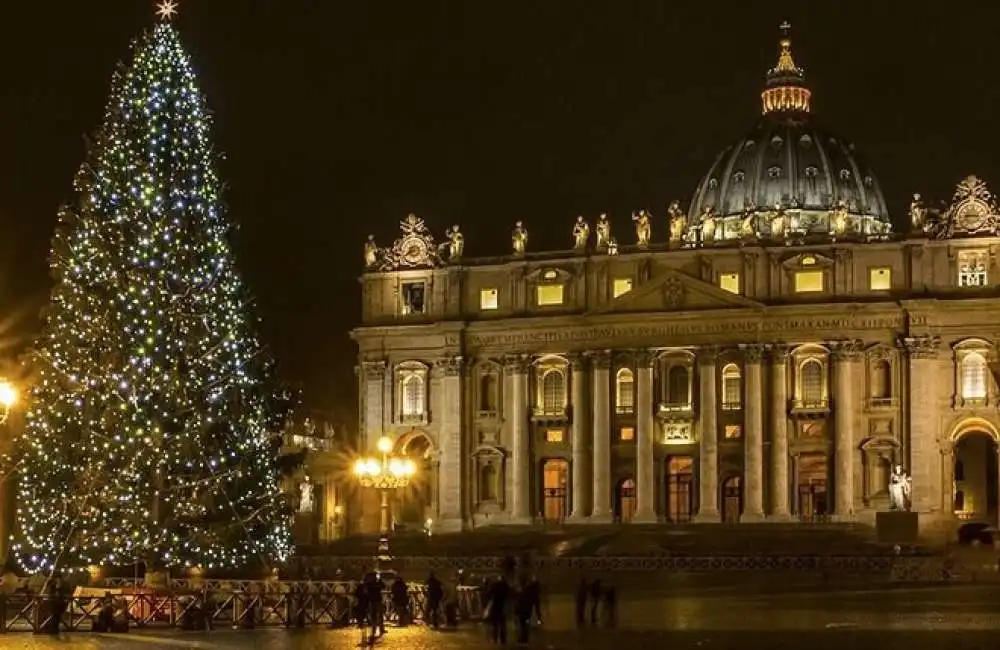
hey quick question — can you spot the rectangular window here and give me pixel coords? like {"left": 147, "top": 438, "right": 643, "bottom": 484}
{"left": 958, "top": 250, "right": 989, "bottom": 287}
{"left": 401, "top": 282, "right": 426, "bottom": 314}
{"left": 613, "top": 278, "right": 633, "bottom": 298}
{"left": 719, "top": 272, "right": 740, "bottom": 294}
{"left": 724, "top": 424, "right": 742, "bottom": 440}
{"left": 545, "top": 429, "right": 564, "bottom": 443}
{"left": 619, "top": 426, "right": 635, "bottom": 442}
{"left": 794, "top": 270, "right": 824, "bottom": 293}
{"left": 479, "top": 288, "right": 498, "bottom": 311}
{"left": 869, "top": 267, "right": 891, "bottom": 291}
{"left": 536, "top": 284, "right": 565, "bottom": 306}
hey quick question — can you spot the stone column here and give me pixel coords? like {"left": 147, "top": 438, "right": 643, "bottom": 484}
{"left": 769, "top": 345, "right": 792, "bottom": 520}
{"left": 568, "top": 354, "right": 590, "bottom": 522}
{"left": 832, "top": 340, "right": 863, "bottom": 521}
{"left": 590, "top": 351, "right": 613, "bottom": 523}
{"left": 434, "top": 356, "right": 465, "bottom": 532}
{"left": 505, "top": 355, "right": 531, "bottom": 524}
{"left": 901, "top": 335, "right": 943, "bottom": 518}
{"left": 360, "top": 361, "right": 386, "bottom": 450}
{"left": 634, "top": 350, "right": 657, "bottom": 523}
{"left": 741, "top": 344, "right": 765, "bottom": 522}
{"left": 694, "top": 348, "right": 720, "bottom": 522}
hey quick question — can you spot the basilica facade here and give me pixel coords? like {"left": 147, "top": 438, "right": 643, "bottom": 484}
{"left": 352, "top": 27, "right": 1000, "bottom": 542}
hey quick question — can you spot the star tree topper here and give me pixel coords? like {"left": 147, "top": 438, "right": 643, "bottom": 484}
{"left": 156, "top": 0, "right": 179, "bottom": 21}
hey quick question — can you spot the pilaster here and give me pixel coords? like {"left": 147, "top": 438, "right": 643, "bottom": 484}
{"left": 567, "top": 354, "right": 590, "bottom": 522}
{"left": 589, "top": 350, "right": 613, "bottom": 522}
{"left": 360, "top": 360, "right": 386, "bottom": 450}
{"left": 434, "top": 356, "right": 465, "bottom": 532}
{"left": 740, "top": 344, "right": 765, "bottom": 522}
{"left": 900, "top": 335, "right": 943, "bottom": 518}
{"left": 634, "top": 349, "right": 657, "bottom": 523}
{"left": 768, "top": 345, "right": 793, "bottom": 520}
{"left": 694, "top": 346, "right": 721, "bottom": 522}
{"left": 832, "top": 339, "right": 864, "bottom": 521}
{"left": 504, "top": 354, "right": 531, "bottom": 524}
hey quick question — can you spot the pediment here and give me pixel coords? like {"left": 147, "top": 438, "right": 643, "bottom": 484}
{"left": 781, "top": 252, "right": 834, "bottom": 270}
{"left": 591, "top": 267, "right": 763, "bottom": 315}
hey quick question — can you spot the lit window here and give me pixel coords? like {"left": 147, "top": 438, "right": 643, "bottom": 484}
{"left": 799, "top": 359, "right": 824, "bottom": 405}
{"left": 666, "top": 365, "right": 690, "bottom": 407}
{"left": 961, "top": 352, "right": 988, "bottom": 400}
{"left": 724, "top": 425, "right": 742, "bottom": 439}
{"left": 401, "top": 282, "right": 426, "bottom": 314}
{"left": 479, "top": 288, "right": 498, "bottom": 311}
{"left": 536, "top": 284, "right": 565, "bottom": 306}
{"left": 958, "top": 251, "right": 988, "bottom": 287}
{"left": 794, "top": 270, "right": 824, "bottom": 293}
{"left": 619, "top": 426, "right": 634, "bottom": 442}
{"left": 543, "top": 269, "right": 558, "bottom": 280}
{"left": 721, "top": 364, "right": 741, "bottom": 410}
{"left": 719, "top": 272, "right": 740, "bottom": 294}
{"left": 869, "top": 267, "right": 891, "bottom": 291}
{"left": 616, "top": 368, "right": 634, "bottom": 413}
{"left": 613, "top": 278, "right": 633, "bottom": 298}
{"left": 401, "top": 373, "right": 425, "bottom": 420}
{"left": 540, "top": 369, "right": 566, "bottom": 414}
{"left": 545, "top": 429, "right": 564, "bottom": 443}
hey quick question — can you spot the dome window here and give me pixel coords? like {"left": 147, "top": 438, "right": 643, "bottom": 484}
{"left": 770, "top": 136, "right": 783, "bottom": 148}
{"left": 799, "top": 135, "right": 813, "bottom": 147}
{"left": 767, "top": 166, "right": 782, "bottom": 179}
{"left": 744, "top": 140, "right": 755, "bottom": 150}
{"left": 839, "top": 169, "right": 851, "bottom": 181}
{"left": 733, "top": 171, "right": 745, "bottom": 183}
{"left": 804, "top": 166, "right": 818, "bottom": 178}
{"left": 708, "top": 178, "right": 719, "bottom": 190}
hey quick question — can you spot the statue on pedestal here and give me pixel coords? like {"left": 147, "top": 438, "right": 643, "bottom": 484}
{"left": 909, "top": 193, "right": 927, "bottom": 231}
{"left": 668, "top": 201, "right": 686, "bottom": 243}
{"left": 447, "top": 225, "right": 464, "bottom": 261}
{"left": 299, "top": 476, "right": 314, "bottom": 513}
{"left": 700, "top": 205, "right": 717, "bottom": 242}
{"left": 572, "top": 216, "right": 590, "bottom": 250}
{"left": 632, "top": 210, "right": 651, "bottom": 248}
{"left": 830, "top": 199, "right": 849, "bottom": 236}
{"left": 889, "top": 465, "right": 911, "bottom": 512}
{"left": 364, "top": 235, "right": 378, "bottom": 268}
{"left": 770, "top": 203, "right": 787, "bottom": 238}
{"left": 596, "top": 213, "right": 611, "bottom": 249}
{"left": 512, "top": 221, "right": 528, "bottom": 255}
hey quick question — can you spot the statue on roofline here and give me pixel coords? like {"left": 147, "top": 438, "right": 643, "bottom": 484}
{"left": 596, "top": 213, "right": 611, "bottom": 249}
{"left": 447, "top": 225, "right": 464, "bottom": 261}
{"left": 572, "top": 215, "right": 590, "bottom": 250}
{"left": 668, "top": 201, "right": 686, "bottom": 243}
{"left": 909, "top": 193, "right": 927, "bottom": 231}
{"left": 512, "top": 221, "right": 528, "bottom": 255}
{"left": 364, "top": 235, "right": 378, "bottom": 268}
{"left": 633, "top": 210, "right": 651, "bottom": 248}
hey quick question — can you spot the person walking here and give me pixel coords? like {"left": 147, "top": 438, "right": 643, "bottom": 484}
{"left": 514, "top": 577, "right": 533, "bottom": 645}
{"left": 487, "top": 574, "right": 510, "bottom": 645}
{"left": 425, "top": 571, "right": 444, "bottom": 629}
{"left": 588, "top": 579, "right": 602, "bottom": 625}
{"left": 574, "top": 577, "right": 588, "bottom": 627}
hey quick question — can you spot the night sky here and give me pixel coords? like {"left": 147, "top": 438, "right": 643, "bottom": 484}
{"left": 0, "top": 1, "right": 998, "bottom": 424}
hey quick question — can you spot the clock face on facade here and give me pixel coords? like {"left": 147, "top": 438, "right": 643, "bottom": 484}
{"left": 960, "top": 209, "right": 985, "bottom": 231}
{"left": 400, "top": 236, "right": 428, "bottom": 265}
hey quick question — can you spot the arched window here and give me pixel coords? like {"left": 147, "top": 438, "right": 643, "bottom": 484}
{"left": 870, "top": 360, "right": 891, "bottom": 400}
{"left": 722, "top": 364, "right": 742, "bottom": 410}
{"left": 616, "top": 368, "right": 635, "bottom": 414}
{"left": 479, "top": 464, "right": 497, "bottom": 502}
{"left": 666, "top": 365, "right": 690, "bottom": 407}
{"left": 800, "top": 359, "right": 824, "bottom": 405}
{"left": 479, "top": 373, "right": 498, "bottom": 412}
{"left": 401, "top": 373, "right": 425, "bottom": 419}
{"left": 961, "top": 352, "right": 988, "bottom": 400}
{"left": 541, "top": 369, "right": 566, "bottom": 414}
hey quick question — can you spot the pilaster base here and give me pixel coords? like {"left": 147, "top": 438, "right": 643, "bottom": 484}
{"left": 631, "top": 512, "right": 658, "bottom": 524}
{"left": 506, "top": 516, "right": 533, "bottom": 526}
{"left": 693, "top": 510, "right": 721, "bottom": 523}
{"left": 739, "top": 511, "right": 766, "bottom": 523}
{"left": 588, "top": 512, "right": 613, "bottom": 524}
{"left": 766, "top": 512, "right": 796, "bottom": 523}
{"left": 565, "top": 515, "right": 590, "bottom": 525}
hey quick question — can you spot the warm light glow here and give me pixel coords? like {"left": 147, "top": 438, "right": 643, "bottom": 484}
{"left": 0, "top": 381, "right": 17, "bottom": 409}
{"left": 376, "top": 436, "right": 393, "bottom": 454}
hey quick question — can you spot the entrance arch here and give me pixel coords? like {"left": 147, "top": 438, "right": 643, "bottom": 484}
{"left": 615, "top": 477, "right": 636, "bottom": 523}
{"left": 540, "top": 459, "right": 568, "bottom": 523}
{"left": 952, "top": 425, "right": 999, "bottom": 526}
{"left": 721, "top": 475, "right": 742, "bottom": 522}
{"left": 395, "top": 432, "right": 437, "bottom": 528}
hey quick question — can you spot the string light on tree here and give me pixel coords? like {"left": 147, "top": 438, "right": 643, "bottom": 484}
{"left": 15, "top": 2, "right": 291, "bottom": 573}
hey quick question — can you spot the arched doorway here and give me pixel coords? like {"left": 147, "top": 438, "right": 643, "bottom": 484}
{"left": 396, "top": 433, "right": 436, "bottom": 529}
{"left": 721, "top": 476, "right": 742, "bottom": 523}
{"left": 953, "top": 430, "right": 998, "bottom": 525}
{"left": 615, "top": 478, "right": 636, "bottom": 523}
{"left": 541, "top": 459, "right": 568, "bottom": 523}
{"left": 797, "top": 452, "right": 828, "bottom": 522}
{"left": 666, "top": 456, "right": 694, "bottom": 523}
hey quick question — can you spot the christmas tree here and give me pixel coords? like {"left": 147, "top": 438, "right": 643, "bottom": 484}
{"left": 15, "top": 5, "right": 292, "bottom": 573}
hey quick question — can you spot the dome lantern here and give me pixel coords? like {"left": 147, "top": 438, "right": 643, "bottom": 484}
{"left": 761, "top": 22, "right": 811, "bottom": 115}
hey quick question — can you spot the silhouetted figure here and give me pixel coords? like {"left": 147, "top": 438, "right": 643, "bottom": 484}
{"left": 45, "top": 576, "right": 69, "bottom": 635}
{"left": 501, "top": 556, "right": 516, "bottom": 580}
{"left": 589, "top": 579, "right": 602, "bottom": 625}
{"left": 487, "top": 576, "right": 510, "bottom": 645}
{"left": 353, "top": 581, "right": 369, "bottom": 628}
{"left": 575, "top": 578, "right": 588, "bottom": 627}
{"left": 515, "top": 578, "right": 533, "bottom": 644}
{"left": 602, "top": 584, "right": 617, "bottom": 628}
{"left": 94, "top": 592, "right": 115, "bottom": 632}
{"left": 524, "top": 576, "right": 542, "bottom": 625}
{"left": 425, "top": 571, "right": 444, "bottom": 628}
{"left": 444, "top": 576, "right": 459, "bottom": 628}
{"left": 391, "top": 577, "right": 410, "bottom": 626}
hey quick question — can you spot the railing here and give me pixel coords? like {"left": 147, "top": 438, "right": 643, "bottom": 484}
{"left": 0, "top": 581, "right": 482, "bottom": 634}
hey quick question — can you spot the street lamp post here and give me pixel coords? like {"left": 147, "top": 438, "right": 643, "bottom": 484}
{"left": 353, "top": 436, "right": 415, "bottom": 573}
{"left": 0, "top": 379, "right": 17, "bottom": 425}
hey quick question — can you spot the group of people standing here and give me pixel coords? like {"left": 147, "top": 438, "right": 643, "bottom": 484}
{"left": 479, "top": 573, "right": 543, "bottom": 645}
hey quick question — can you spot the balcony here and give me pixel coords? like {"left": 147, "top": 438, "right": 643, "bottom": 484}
{"left": 866, "top": 396, "right": 896, "bottom": 410}
{"left": 790, "top": 398, "right": 829, "bottom": 417}
{"left": 656, "top": 402, "right": 694, "bottom": 422}
{"left": 531, "top": 407, "right": 568, "bottom": 423}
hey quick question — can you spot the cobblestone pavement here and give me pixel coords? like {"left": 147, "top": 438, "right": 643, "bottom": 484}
{"left": 1, "top": 584, "right": 1000, "bottom": 649}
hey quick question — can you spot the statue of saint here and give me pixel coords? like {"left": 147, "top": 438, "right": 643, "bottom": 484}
{"left": 830, "top": 199, "right": 848, "bottom": 236}
{"left": 299, "top": 477, "right": 314, "bottom": 513}
{"left": 632, "top": 210, "right": 651, "bottom": 248}
{"left": 572, "top": 215, "right": 590, "bottom": 250}
{"left": 448, "top": 225, "right": 464, "bottom": 260}
{"left": 512, "top": 221, "right": 528, "bottom": 255}
{"left": 700, "top": 205, "right": 716, "bottom": 242}
{"left": 740, "top": 206, "right": 756, "bottom": 238}
{"left": 909, "top": 193, "right": 926, "bottom": 231}
{"left": 596, "top": 213, "right": 611, "bottom": 249}
{"left": 668, "top": 201, "right": 686, "bottom": 242}
{"left": 770, "top": 203, "right": 787, "bottom": 238}
{"left": 364, "top": 235, "right": 378, "bottom": 268}
{"left": 888, "top": 465, "right": 911, "bottom": 512}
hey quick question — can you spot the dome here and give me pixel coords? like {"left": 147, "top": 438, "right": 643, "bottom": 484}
{"left": 686, "top": 24, "right": 891, "bottom": 242}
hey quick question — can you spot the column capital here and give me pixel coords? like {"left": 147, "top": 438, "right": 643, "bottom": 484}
{"left": 830, "top": 339, "right": 865, "bottom": 361}
{"left": 898, "top": 335, "right": 943, "bottom": 360}
{"left": 433, "top": 356, "right": 464, "bottom": 377}
{"left": 698, "top": 345, "right": 721, "bottom": 366}
{"left": 633, "top": 349, "right": 656, "bottom": 368}
{"left": 359, "top": 360, "right": 387, "bottom": 380}
{"left": 568, "top": 352, "right": 587, "bottom": 372}
{"left": 503, "top": 354, "right": 531, "bottom": 375}
{"left": 766, "top": 343, "right": 792, "bottom": 363}
{"left": 739, "top": 343, "right": 767, "bottom": 364}
{"left": 585, "top": 349, "right": 613, "bottom": 370}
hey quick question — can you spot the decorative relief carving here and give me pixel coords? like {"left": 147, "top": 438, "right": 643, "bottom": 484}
{"left": 360, "top": 360, "right": 387, "bottom": 380}
{"left": 740, "top": 343, "right": 767, "bottom": 363}
{"left": 698, "top": 345, "right": 721, "bottom": 366}
{"left": 766, "top": 343, "right": 792, "bottom": 363}
{"left": 434, "top": 356, "right": 464, "bottom": 377}
{"left": 568, "top": 352, "right": 587, "bottom": 372}
{"left": 586, "top": 349, "right": 613, "bottom": 370}
{"left": 502, "top": 354, "right": 531, "bottom": 375}
{"left": 830, "top": 339, "right": 865, "bottom": 361}
{"left": 633, "top": 349, "right": 655, "bottom": 368}
{"left": 899, "top": 335, "right": 942, "bottom": 359}
{"left": 661, "top": 277, "right": 687, "bottom": 309}
{"left": 375, "top": 214, "right": 442, "bottom": 271}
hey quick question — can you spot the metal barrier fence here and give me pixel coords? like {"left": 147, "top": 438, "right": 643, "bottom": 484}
{"left": 0, "top": 582, "right": 482, "bottom": 633}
